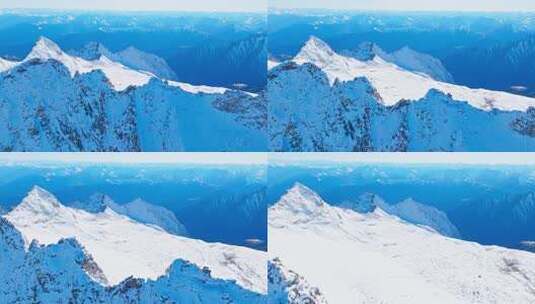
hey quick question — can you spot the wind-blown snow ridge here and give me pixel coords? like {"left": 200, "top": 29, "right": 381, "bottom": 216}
{"left": 269, "top": 184, "right": 535, "bottom": 303}
{"left": 293, "top": 36, "right": 535, "bottom": 112}
{"left": 4, "top": 186, "right": 266, "bottom": 294}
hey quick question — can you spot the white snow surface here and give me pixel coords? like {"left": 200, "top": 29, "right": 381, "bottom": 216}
{"left": 293, "top": 36, "right": 535, "bottom": 112}
{"left": 4, "top": 186, "right": 266, "bottom": 294}
{"left": 269, "top": 183, "right": 535, "bottom": 303}
{"left": 0, "top": 57, "right": 16, "bottom": 72}
{"left": 167, "top": 80, "right": 228, "bottom": 95}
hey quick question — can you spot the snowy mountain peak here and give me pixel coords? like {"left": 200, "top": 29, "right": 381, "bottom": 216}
{"left": 294, "top": 36, "right": 336, "bottom": 66}
{"left": 18, "top": 186, "right": 62, "bottom": 215}
{"left": 28, "top": 36, "right": 64, "bottom": 60}
{"left": 281, "top": 183, "right": 325, "bottom": 209}
{"left": 270, "top": 184, "right": 344, "bottom": 228}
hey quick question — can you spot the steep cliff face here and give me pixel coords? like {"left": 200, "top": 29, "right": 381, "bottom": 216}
{"left": 268, "top": 258, "right": 328, "bottom": 304}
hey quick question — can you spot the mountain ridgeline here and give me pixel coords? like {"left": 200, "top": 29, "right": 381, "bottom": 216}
{"left": 0, "top": 186, "right": 267, "bottom": 303}
{"left": 267, "top": 37, "right": 535, "bottom": 152}
{"left": 0, "top": 37, "right": 266, "bottom": 152}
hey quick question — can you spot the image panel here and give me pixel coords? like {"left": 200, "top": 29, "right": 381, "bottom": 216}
{"left": 0, "top": 1, "right": 267, "bottom": 151}
{"left": 268, "top": 153, "right": 535, "bottom": 303}
{"left": 268, "top": 2, "right": 535, "bottom": 151}
{"left": 0, "top": 152, "right": 267, "bottom": 303}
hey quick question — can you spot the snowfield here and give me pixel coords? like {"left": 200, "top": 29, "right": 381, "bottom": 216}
{"left": 4, "top": 186, "right": 266, "bottom": 294}
{"left": 269, "top": 183, "right": 535, "bottom": 303}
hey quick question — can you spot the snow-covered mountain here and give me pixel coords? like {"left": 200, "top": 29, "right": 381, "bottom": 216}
{"left": 340, "top": 193, "right": 460, "bottom": 238}
{"left": 0, "top": 218, "right": 265, "bottom": 303}
{"left": 269, "top": 184, "right": 535, "bottom": 303}
{"left": 4, "top": 186, "right": 266, "bottom": 296}
{"left": 69, "top": 41, "right": 177, "bottom": 80}
{"left": 343, "top": 41, "right": 454, "bottom": 83}
{"left": 268, "top": 36, "right": 535, "bottom": 151}
{"left": 0, "top": 37, "right": 266, "bottom": 151}
{"left": 70, "top": 193, "right": 188, "bottom": 236}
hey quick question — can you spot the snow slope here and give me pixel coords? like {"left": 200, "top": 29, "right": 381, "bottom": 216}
{"left": 0, "top": 218, "right": 265, "bottom": 303}
{"left": 293, "top": 36, "right": 535, "bottom": 111}
{"left": 269, "top": 184, "right": 535, "bottom": 303}
{"left": 4, "top": 186, "right": 266, "bottom": 294}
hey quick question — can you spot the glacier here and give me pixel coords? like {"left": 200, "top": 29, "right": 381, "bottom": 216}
{"left": 268, "top": 36, "right": 535, "bottom": 151}
{"left": 0, "top": 37, "right": 266, "bottom": 151}
{"left": 269, "top": 183, "right": 535, "bottom": 303}
{"left": 3, "top": 186, "right": 267, "bottom": 296}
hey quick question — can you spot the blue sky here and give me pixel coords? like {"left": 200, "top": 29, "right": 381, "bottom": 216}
{"left": 270, "top": 0, "right": 535, "bottom": 11}
{"left": 0, "top": 0, "right": 265, "bottom": 12}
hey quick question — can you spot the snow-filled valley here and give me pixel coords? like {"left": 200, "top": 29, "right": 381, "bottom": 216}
{"left": 0, "top": 37, "right": 266, "bottom": 151}
{"left": 0, "top": 186, "right": 267, "bottom": 303}
{"left": 268, "top": 36, "right": 535, "bottom": 151}
{"left": 269, "top": 183, "right": 535, "bottom": 304}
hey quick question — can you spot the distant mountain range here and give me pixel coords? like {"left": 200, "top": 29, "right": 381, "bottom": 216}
{"left": 444, "top": 35, "right": 535, "bottom": 97}
{"left": 341, "top": 41, "right": 454, "bottom": 83}
{"left": 340, "top": 192, "right": 460, "bottom": 238}
{"left": 0, "top": 186, "right": 266, "bottom": 303}
{"left": 70, "top": 193, "right": 188, "bottom": 236}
